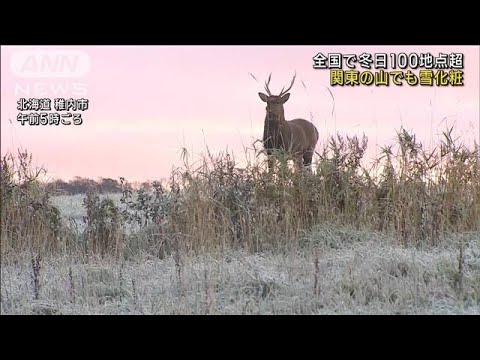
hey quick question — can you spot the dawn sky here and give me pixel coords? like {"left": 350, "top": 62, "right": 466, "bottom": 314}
{"left": 1, "top": 45, "right": 479, "bottom": 182}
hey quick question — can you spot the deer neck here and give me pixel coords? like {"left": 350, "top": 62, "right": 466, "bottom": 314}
{"left": 264, "top": 115, "right": 289, "bottom": 151}
{"left": 264, "top": 117, "right": 286, "bottom": 133}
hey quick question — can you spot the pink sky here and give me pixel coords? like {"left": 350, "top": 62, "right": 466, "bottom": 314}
{"left": 1, "top": 45, "right": 479, "bottom": 182}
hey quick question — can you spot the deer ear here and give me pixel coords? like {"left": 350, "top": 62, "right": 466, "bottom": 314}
{"left": 280, "top": 93, "right": 290, "bottom": 103}
{"left": 258, "top": 92, "right": 269, "bottom": 102}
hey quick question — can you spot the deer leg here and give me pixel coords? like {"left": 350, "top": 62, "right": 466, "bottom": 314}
{"left": 293, "top": 154, "right": 303, "bottom": 172}
{"left": 267, "top": 154, "right": 275, "bottom": 173}
{"left": 303, "top": 150, "right": 314, "bottom": 172}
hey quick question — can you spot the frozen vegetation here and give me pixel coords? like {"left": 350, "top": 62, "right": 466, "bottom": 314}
{"left": 3, "top": 129, "right": 479, "bottom": 314}
{"left": 2, "top": 214, "right": 479, "bottom": 315}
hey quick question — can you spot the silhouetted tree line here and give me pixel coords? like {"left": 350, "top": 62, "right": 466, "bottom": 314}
{"left": 46, "top": 177, "right": 146, "bottom": 195}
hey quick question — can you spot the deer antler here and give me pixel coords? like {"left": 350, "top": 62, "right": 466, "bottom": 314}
{"left": 278, "top": 72, "right": 297, "bottom": 97}
{"left": 264, "top": 73, "right": 272, "bottom": 96}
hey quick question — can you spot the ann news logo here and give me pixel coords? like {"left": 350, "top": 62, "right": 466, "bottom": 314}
{"left": 10, "top": 50, "right": 90, "bottom": 97}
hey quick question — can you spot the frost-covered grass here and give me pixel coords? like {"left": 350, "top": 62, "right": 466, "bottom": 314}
{"left": 2, "top": 129, "right": 479, "bottom": 315}
{"left": 51, "top": 193, "right": 124, "bottom": 226}
{"left": 2, "top": 225, "right": 479, "bottom": 315}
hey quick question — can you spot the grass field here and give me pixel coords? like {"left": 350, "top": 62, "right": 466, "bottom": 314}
{"left": 1, "top": 128, "right": 479, "bottom": 314}
{"left": 50, "top": 193, "right": 124, "bottom": 232}
{"left": 2, "top": 222, "right": 478, "bottom": 315}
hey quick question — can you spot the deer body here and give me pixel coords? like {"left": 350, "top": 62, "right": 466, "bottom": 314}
{"left": 259, "top": 74, "right": 319, "bottom": 172}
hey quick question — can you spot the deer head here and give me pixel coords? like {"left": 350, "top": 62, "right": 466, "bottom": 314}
{"left": 258, "top": 73, "right": 296, "bottom": 123}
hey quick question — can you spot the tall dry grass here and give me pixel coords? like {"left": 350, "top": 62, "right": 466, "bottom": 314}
{"left": 1, "top": 150, "right": 68, "bottom": 260}
{"left": 1, "top": 127, "right": 479, "bottom": 261}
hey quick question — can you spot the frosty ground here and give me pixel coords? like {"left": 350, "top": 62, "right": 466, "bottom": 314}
{"left": 2, "top": 194, "right": 479, "bottom": 315}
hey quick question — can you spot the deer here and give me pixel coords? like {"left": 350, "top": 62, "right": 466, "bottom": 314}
{"left": 258, "top": 73, "right": 319, "bottom": 173}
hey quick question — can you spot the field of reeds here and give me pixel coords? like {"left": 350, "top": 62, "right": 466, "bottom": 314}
{"left": 1, "top": 127, "right": 479, "bottom": 314}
